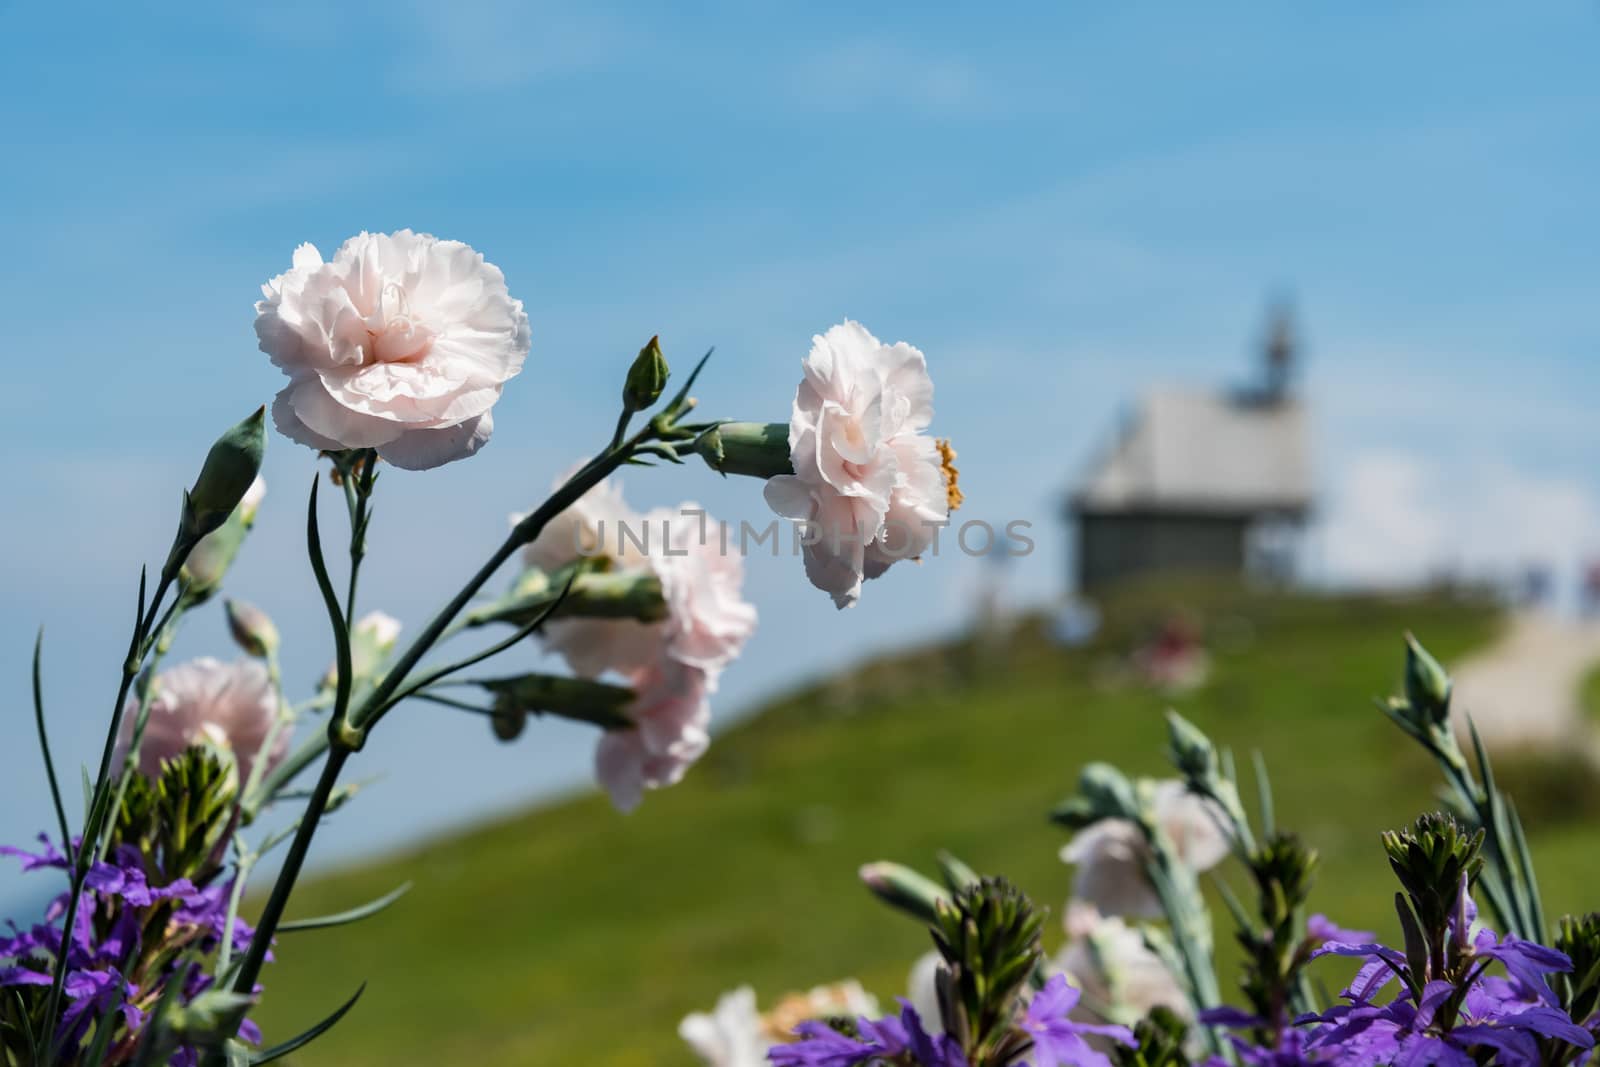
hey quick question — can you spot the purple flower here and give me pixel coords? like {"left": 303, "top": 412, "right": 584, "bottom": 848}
{"left": 1019, "top": 976, "right": 1136, "bottom": 1067}
{"left": 1, "top": 833, "right": 269, "bottom": 1056}
{"left": 1300, "top": 927, "right": 1595, "bottom": 1067}
{"left": 769, "top": 1001, "right": 967, "bottom": 1067}
{"left": 1199, "top": 1009, "right": 1326, "bottom": 1066}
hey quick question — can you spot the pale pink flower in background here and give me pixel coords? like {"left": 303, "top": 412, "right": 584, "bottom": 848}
{"left": 518, "top": 474, "right": 756, "bottom": 809}
{"left": 115, "top": 658, "right": 286, "bottom": 785}
{"left": 350, "top": 610, "right": 402, "bottom": 677}
{"left": 1060, "top": 780, "right": 1230, "bottom": 918}
{"left": 256, "top": 230, "right": 530, "bottom": 470}
{"left": 594, "top": 660, "right": 712, "bottom": 812}
{"left": 520, "top": 469, "right": 644, "bottom": 575}
{"left": 1052, "top": 902, "right": 1191, "bottom": 1025}
{"left": 238, "top": 475, "right": 267, "bottom": 523}
{"left": 645, "top": 505, "right": 759, "bottom": 676}
{"left": 764, "top": 320, "right": 949, "bottom": 608}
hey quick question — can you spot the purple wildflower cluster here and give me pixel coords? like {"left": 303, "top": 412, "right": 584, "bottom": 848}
{"left": 0, "top": 834, "right": 263, "bottom": 1064}
{"left": 1295, "top": 922, "right": 1593, "bottom": 1066}
{"left": 1203, "top": 903, "right": 1597, "bottom": 1066}
{"left": 768, "top": 976, "right": 1133, "bottom": 1067}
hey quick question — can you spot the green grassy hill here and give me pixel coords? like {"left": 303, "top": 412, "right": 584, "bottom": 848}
{"left": 253, "top": 584, "right": 1600, "bottom": 1065}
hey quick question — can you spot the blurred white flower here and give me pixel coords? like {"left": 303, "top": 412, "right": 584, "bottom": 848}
{"left": 680, "top": 981, "right": 880, "bottom": 1067}
{"left": 115, "top": 658, "right": 285, "bottom": 785}
{"left": 1053, "top": 902, "right": 1191, "bottom": 1026}
{"left": 763, "top": 320, "right": 954, "bottom": 609}
{"left": 1060, "top": 780, "right": 1230, "bottom": 918}
{"left": 256, "top": 230, "right": 530, "bottom": 470}
{"left": 680, "top": 986, "right": 767, "bottom": 1067}
{"left": 906, "top": 950, "right": 943, "bottom": 1027}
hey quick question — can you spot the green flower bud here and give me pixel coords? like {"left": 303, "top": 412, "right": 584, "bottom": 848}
{"left": 476, "top": 673, "right": 636, "bottom": 731}
{"left": 1164, "top": 709, "right": 1219, "bottom": 781}
{"left": 1077, "top": 761, "right": 1139, "bottom": 821}
{"left": 622, "top": 334, "right": 670, "bottom": 412}
{"left": 225, "top": 598, "right": 279, "bottom": 659}
{"left": 1403, "top": 632, "right": 1453, "bottom": 726}
{"left": 491, "top": 700, "right": 528, "bottom": 742}
{"left": 694, "top": 422, "right": 794, "bottom": 480}
{"left": 183, "top": 406, "right": 267, "bottom": 543}
{"left": 168, "top": 990, "right": 256, "bottom": 1044}
{"left": 858, "top": 861, "right": 949, "bottom": 924}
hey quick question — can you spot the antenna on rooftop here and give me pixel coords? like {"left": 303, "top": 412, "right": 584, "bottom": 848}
{"left": 1261, "top": 295, "right": 1297, "bottom": 402}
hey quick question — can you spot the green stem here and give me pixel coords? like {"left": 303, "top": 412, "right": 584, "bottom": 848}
{"left": 222, "top": 423, "right": 662, "bottom": 1047}
{"left": 43, "top": 567, "right": 177, "bottom": 1059}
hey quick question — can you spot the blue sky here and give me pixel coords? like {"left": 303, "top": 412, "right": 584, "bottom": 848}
{"left": 1, "top": 3, "right": 1596, "bottom": 900}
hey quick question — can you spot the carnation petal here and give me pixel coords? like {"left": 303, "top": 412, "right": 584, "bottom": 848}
{"left": 377, "top": 412, "right": 494, "bottom": 471}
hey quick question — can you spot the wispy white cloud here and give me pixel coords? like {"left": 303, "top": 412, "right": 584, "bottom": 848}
{"left": 790, "top": 39, "right": 988, "bottom": 116}
{"left": 392, "top": 0, "right": 639, "bottom": 91}
{"left": 1319, "top": 450, "right": 1600, "bottom": 593}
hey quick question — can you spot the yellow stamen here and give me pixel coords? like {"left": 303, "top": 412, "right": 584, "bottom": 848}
{"left": 937, "top": 438, "right": 963, "bottom": 511}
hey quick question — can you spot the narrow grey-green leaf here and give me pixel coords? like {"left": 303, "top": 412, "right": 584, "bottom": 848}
{"left": 250, "top": 983, "right": 366, "bottom": 1064}
{"left": 280, "top": 883, "right": 412, "bottom": 933}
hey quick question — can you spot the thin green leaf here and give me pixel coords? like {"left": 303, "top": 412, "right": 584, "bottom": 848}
{"left": 376, "top": 575, "right": 577, "bottom": 718}
{"left": 83, "top": 979, "right": 128, "bottom": 1067}
{"left": 134, "top": 966, "right": 193, "bottom": 1067}
{"left": 32, "top": 630, "right": 72, "bottom": 867}
{"left": 662, "top": 347, "right": 714, "bottom": 417}
{"left": 250, "top": 983, "right": 366, "bottom": 1064}
{"left": 1504, "top": 796, "right": 1546, "bottom": 941}
{"left": 12, "top": 990, "right": 37, "bottom": 1064}
{"left": 280, "top": 882, "right": 412, "bottom": 933}
{"left": 1211, "top": 874, "right": 1253, "bottom": 935}
{"left": 1251, "top": 750, "right": 1275, "bottom": 840}
{"left": 305, "top": 476, "right": 354, "bottom": 726}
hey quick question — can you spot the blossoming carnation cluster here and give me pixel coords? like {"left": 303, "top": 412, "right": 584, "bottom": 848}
{"left": 0, "top": 231, "right": 954, "bottom": 1065}
{"left": 675, "top": 637, "right": 1600, "bottom": 1067}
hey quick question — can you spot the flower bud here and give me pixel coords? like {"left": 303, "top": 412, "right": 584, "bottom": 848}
{"left": 491, "top": 701, "right": 528, "bottom": 742}
{"left": 1403, "top": 633, "right": 1453, "bottom": 726}
{"left": 694, "top": 422, "right": 794, "bottom": 480}
{"left": 477, "top": 672, "right": 635, "bottom": 730}
{"left": 225, "top": 598, "right": 279, "bottom": 659}
{"left": 622, "top": 334, "right": 670, "bottom": 412}
{"left": 1164, "top": 709, "right": 1218, "bottom": 781}
{"left": 858, "top": 861, "right": 949, "bottom": 924}
{"left": 182, "top": 406, "right": 267, "bottom": 542}
{"left": 167, "top": 989, "right": 256, "bottom": 1044}
{"left": 1077, "top": 761, "right": 1139, "bottom": 821}
{"left": 321, "top": 611, "right": 402, "bottom": 691}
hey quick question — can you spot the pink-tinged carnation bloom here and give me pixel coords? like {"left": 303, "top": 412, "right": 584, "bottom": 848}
{"left": 256, "top": 230, "right": 530, "bottom": 470}
{"left": 594, "top": 660, "right": 712, "bottom": 812}
{"left": 114, "top": 658, "right": 286, "bottom": 786}
{"left": 1060, "top": 780, "right": 1230, "bottom": 918}
{"left": 520, "top": 477, "right": 757, "bottom": 809}
{"left": 644, "top": 505, "right": 759, "bottom": 676}
{"left": 763, "top": 320, "right": 951, "bottom": 609}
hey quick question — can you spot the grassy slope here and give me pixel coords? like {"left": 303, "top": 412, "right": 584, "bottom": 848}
{"left": 254, "top": 585, "right": 1599, "bottom": 1065}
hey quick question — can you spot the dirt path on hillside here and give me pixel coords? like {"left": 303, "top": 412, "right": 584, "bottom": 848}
{"left": 1448, "top": 612, "right": 1600, "bottom": 754}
